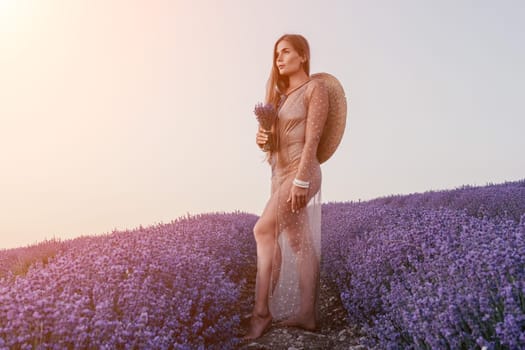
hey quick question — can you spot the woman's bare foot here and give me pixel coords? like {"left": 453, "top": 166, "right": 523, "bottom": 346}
{"left": 275, "top": 315, "right": 317, "bottom": 331}
{"left": 243, "top": 311, "right": 273, "bottom": 340}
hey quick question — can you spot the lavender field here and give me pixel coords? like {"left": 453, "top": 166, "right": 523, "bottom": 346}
{"left": 1, "top": 179, "right": 524, "bottom": 349}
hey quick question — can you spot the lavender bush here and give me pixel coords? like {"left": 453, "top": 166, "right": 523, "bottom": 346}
{"left": 0, "top": 212, "right": 257, "bottom": 349}
{"left": 0, "top": 238, "right": 70, "bottom": 278}
{"left": 322, "top": 179, "right": 525, "bottom": 349}
{"left": 369, "top": 179, "right": 525, "bottom": 222}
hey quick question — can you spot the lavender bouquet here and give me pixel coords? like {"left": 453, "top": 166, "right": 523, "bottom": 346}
{"left": 254, "top": 102, "right": 277, "bottom": 151}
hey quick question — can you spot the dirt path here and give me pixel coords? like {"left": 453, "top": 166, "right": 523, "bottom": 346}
{"left": 235, "top": 270, "right": 368, "bottom": 350}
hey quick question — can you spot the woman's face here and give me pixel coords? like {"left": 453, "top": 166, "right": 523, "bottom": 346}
{"left": 275, "top": 40, "right": 304, "bottom": 77}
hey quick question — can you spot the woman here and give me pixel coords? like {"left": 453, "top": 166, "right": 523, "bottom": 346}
{"left": 244, "top": 34, "right": 329, "bottom": 340}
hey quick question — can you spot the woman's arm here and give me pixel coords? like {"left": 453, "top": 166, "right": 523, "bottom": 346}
{"left": 287, "top": 80, "right": 329, "bottom": 212}
{"left": 295, "top": 80, "right": 329, "bottom": 182}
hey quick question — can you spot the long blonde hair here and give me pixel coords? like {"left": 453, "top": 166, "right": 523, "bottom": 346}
{"left": 264, "top": 34, "right": 311, "bottom": 161}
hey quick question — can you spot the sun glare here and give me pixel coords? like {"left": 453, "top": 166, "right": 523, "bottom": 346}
{"left": 0, "top": 0, "right": 33, "bottom": 33}
{"left": 0, "top": 0, "right": 16, "bottom": 14}
{"left": 0, "top": 0, "right": 17, "bottom": 29}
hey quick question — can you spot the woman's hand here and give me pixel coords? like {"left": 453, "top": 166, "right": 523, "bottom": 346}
{"left": 256, "top": 128, "right": 270, "bottom": 150}
{"left": 287, "top": 184, "right": 309, "bottom": 213}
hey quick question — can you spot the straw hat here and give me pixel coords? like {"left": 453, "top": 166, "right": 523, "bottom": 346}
{"left": 310, "top": 72, "right": 348, "bottom": 164}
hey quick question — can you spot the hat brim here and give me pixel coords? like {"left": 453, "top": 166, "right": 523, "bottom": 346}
{"left": 311, "top": 72, "right": 348, "bottom": 164}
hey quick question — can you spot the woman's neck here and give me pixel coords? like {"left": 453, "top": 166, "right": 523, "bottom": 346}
{"left": 286, "top": 71, "right": 309, "bottom": 93}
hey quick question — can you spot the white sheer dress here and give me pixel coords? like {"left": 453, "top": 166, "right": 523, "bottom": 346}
{"left": 255, "top": 77, "right": 329, "bottom": 325}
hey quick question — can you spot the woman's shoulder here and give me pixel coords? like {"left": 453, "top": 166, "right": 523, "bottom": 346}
{"left": 307, "top": 77, "right": 326, "bottom": 89}
{"left": 304, "top": 78, "right": 328, "bottom": 102}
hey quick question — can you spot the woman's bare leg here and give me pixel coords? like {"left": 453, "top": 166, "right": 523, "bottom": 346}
{"left": 244, "top": 196, "right": 281, "bottom": 340}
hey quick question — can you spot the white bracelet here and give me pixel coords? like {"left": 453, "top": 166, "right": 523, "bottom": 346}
{"left": 293, "top": 178, "right": 310, "bottom": 188}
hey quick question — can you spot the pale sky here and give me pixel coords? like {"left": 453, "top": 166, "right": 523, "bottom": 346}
{"left": 1, "top": 0, "right": 524, "bottom": 249}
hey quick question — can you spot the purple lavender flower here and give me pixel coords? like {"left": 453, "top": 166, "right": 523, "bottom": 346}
{"left": 321, "top": 178, "right": 525, "bottom": 349}
{"left": 253, "top": 102, "right": 277, "bottom": 131}
{"left": 253, "top": 102, "right": 277, "bottom": 151}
